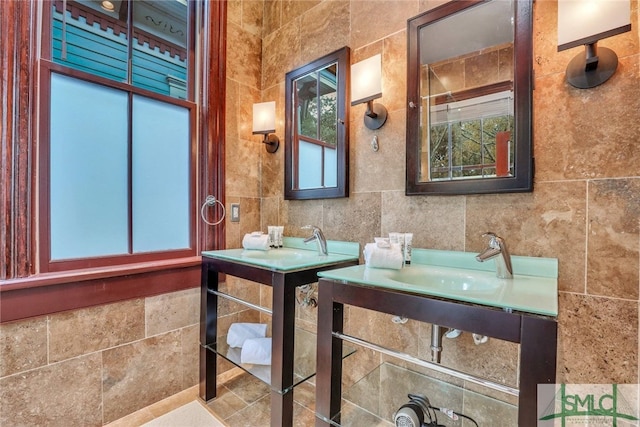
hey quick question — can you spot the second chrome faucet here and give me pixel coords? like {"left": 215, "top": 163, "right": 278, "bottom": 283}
{"left": 475, "top": 232, "right": 513, "bottom": 279}
{"left": 302, "top": 225, "right": 328, "bottom": 256}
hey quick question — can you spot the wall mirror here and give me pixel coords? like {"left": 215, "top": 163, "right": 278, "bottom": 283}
{"left": 285, "top": 47, "right": 350, "bottom": 200}
{"left": 406, "top": 0, "right": 533, "bottom": 195}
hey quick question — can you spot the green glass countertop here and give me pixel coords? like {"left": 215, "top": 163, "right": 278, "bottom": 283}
{"left": 318, "top": 248, "right": 558, "bottom": 317}
{"left": 201, "top": 237, "right": 360, "bottom": 272}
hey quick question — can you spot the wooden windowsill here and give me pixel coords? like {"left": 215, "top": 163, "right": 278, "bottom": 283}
{"left": 0, "top": 256, "right": 203, "bottom": 292}
{"left": 0, "top": 257, "right": 204, "bottom": 323}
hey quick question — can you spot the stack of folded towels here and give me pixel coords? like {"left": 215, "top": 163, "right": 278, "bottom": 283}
{"left": 226, "top": 322, "right": 271, "bottom": 365}
{"left": 242, "top": 232, "right": 270, "bottom": 251}
{"left": 363, "top": 237, "right": 404, "bottom": 270}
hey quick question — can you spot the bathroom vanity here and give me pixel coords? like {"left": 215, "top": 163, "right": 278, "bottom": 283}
{"left": 314, "top": 248, "right": 558, "bottom": 426}
{"left": 200, "top": 238, "right": 359, "bottom": 427}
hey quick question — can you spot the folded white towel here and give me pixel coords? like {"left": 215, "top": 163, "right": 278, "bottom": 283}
{"left": 363, "top": 242, "right": 404, "bottom": 270}
{"left": 242, "top": 232, "right": 270, "bottom": 251}
{"left": 226, "top": 323, "right": 268, "bottom": 348}
{"left": 241, "top": 337, "right": 272, "bottom": 365}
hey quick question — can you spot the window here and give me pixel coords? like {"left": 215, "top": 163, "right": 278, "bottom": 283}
{"left": 1, "top": 0, "right": 225, "bottom": 322}
{"left": 41, "top": 0, "right": 196, "bottom": 272}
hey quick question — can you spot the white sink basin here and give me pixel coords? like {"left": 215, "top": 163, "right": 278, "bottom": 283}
{"left": 240, "top": 248, "right": 319, "bottom": 261}
{"left": 387, "top": 266, "right": 503, "bottom": 295}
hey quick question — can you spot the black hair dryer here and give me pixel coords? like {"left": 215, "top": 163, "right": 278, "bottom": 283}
{"left": 393, "top": 394, "right": 432, "bottom": 427}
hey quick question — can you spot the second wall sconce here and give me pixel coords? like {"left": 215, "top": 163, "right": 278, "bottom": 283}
{"left": 557, "top": 0, "right": 631, "bottom": 89}
{"left": 253, "top": 101, "right": 279, "bottom": 153}
{"left": 351, "top": 54, "right": 388, "bottom": 130}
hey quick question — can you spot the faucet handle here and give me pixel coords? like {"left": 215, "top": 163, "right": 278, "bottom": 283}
{"left": 481, "top": 232, "right": 502, "bottom": 248}
{"left": 302, "top": 225, "right": 322, "bottom": 234}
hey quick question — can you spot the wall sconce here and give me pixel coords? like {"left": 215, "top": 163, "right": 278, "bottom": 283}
{"left": 252, "top": 101, "right": 279, "bottom": 153}
{"left": 351, "top": 54, "right": 388, "bottom": 130}
{"left": 557, "top": 0, "right": 631, "bottom": 89}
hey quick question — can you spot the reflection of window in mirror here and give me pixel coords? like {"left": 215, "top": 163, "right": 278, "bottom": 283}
{"left": 294, "top": 65, "right": 339, "bottom": 190}
{"left": 420, "top": 0, "right": 514, "bottom": 183}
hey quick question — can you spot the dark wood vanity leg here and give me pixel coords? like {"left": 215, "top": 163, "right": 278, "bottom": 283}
{"left": 316, "top": 280, "right": 344, "bottom": 426}
{"left": 270, "top": 275, "right": 296, "bottom": 426}
{"left": 518, "top": 315, "right": 558, "bottom": 427}
{"left": 199, "top": 262, "right": 219, "bottom": 401}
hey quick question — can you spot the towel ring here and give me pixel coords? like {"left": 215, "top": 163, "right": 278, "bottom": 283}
{"left": 200, "top": 195, "right": 225, "bottom": 226}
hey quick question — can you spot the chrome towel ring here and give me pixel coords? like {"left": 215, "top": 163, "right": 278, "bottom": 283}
{"left": 200, "top": 195, "right": 225, "bottom": 226}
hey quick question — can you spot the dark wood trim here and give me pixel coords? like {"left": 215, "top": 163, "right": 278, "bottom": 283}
{"left": 199, "top": 0, "right": 226, "bottom": 251}
{"left": 0, "top": 263, "right": 200, "bottom": 323}
{"left": 433, "top": 80, "right": 513, "bottom": 105}
{"left": 1, "top": 0, "right": 36, "bottom": 280}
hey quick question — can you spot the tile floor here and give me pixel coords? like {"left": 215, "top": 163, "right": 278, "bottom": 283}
{"left": 106, "top": 368, "right": 319, "bottom": 427}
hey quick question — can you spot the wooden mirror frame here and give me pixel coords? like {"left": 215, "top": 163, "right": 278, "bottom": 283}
{"left": 406, "top": 0, "right": 533, "bottom": 195}
{"left": 284, "top": 47, "right": 350, "bottom": 200}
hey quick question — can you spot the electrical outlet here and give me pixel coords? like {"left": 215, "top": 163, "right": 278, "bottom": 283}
{"left": 230, "top": 203, "right": 240, "bottom": 222}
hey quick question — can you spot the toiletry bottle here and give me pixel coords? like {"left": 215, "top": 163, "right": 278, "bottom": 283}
{"left": 404, "top": 233, "right": 413, "bottom": 265}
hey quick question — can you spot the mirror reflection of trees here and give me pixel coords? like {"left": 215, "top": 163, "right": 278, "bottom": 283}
{"left": 296, "top": 66, "right": 338, "bottom": 146}
{"left": 429, "top": 114, "right": 513, "bottom": 181}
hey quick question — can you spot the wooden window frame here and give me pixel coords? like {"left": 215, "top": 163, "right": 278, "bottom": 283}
{"left": 0, "top": 0, "right": 226, "bottom": 323}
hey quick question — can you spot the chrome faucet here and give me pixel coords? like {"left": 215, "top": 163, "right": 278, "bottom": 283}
{"left": 302, "top": 225, "right": 328, "bottom": 256}
{"left": 475, "top": 232, "right": 513, "bottom": 279}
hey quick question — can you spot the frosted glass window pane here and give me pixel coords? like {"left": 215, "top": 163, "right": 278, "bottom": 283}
{"left": 298, "top": 141, "right": 322, "bottom": 189}
{"left": 324, "top": 148, "right": 338, "bottom": 188}
{"left": 132, "top": 96, "right": 190, "bottom": 252}
{"left": 50, "top": 73, "right": 129, "bottom": 260}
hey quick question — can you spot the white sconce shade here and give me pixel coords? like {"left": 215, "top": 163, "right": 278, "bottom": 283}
{"left": 252, "top": 101, "right": 276, "bottom": 134}
{"left": 351, "top": 54, "right": 382, "bottom": 105}
{"left": 350, "top": 54, "right": 387, "bottom": 130}
{"left": 252, "top": 101, "right": 279, "bottom": 153}
{"left": 557, "top": 0, "right": 631, "bottom": 88}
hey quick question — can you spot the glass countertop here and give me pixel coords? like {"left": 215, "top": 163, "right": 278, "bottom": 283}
{"left": 318, "top": 248, "right": 558, "bottom": 317}
{"left": 202, "top": 237, "right": 359, "bottom": 272}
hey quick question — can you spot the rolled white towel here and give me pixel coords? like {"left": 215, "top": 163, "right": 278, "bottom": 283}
{"left": 242, "top": 232, "right": 270, "bottom": 251}
{"left": 240, "top": 337, "right": 272, "bottom": 365}
{"left": 226, "top": 323, "right": 268, "bottom": 348}
{"left": 363, "top": 241, "right": 404, "bottom": 270}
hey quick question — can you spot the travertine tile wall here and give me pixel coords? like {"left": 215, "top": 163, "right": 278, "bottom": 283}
{"left": 225, "top": 0, "right": 640, "bottom": 403}
{"left": 0, "top": 289, "right": 200, "bottom": 426}
{"left": 2, "top": 0, "right": 638, "bottom": 425}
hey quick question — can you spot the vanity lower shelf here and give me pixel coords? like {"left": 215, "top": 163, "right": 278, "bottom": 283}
{"left": 316, "top": 361, "right": 517, "bottom": 426}
{"left": 203, "top": 328, "right": 356, "bottom": 395}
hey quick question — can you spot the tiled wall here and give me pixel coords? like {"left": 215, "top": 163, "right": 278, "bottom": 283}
{"left": 0, "top": 289, "right": 200, "bottom": 426}
{"left": 225, "top": 0, "right": 640, "bottom": 410}
{"left": 2, "top": 0, "right": 639, "bottom": 425}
